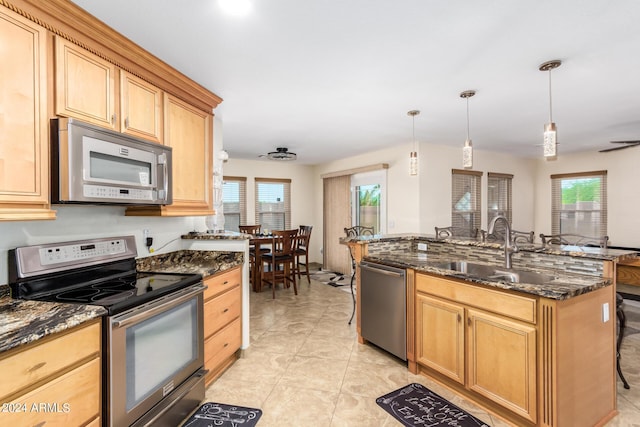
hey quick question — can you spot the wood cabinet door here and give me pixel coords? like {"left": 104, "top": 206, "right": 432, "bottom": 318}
{"left": 55, "top": 37, "right": 117, "bottom": 130}
{"left": 162, "top": 93, "right": 213, "bottom": 215}
{"left": 0, "top": 8, "right": 55, "bottom": 220}
{"left": 416, "top": 293, "right": 465, "bottom": 384}
{"left": 467, "top": 308, "right": 537, "bottom": 423}
{"left": 120, "top": 71, "right": 163, "bottom": 143}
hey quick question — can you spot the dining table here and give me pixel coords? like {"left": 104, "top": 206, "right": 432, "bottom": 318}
{"left": 246, "top": 234, "right": 276, "bottom": 292}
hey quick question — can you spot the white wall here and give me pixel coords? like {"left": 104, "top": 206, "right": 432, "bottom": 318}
{"left": 533, "top": 148, "right": 640, "bottom": 248}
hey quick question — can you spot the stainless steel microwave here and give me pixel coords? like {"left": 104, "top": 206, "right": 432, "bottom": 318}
{"left": 51, "top": 118, "right": 172, "bottom": 205}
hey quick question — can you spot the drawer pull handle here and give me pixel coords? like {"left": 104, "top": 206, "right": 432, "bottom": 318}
{"left": 223, "top": 281, "right": 229, "bottom": 284}
{"left": 223, "top": 343, "right": 229, "bottom": 347}
{"left": 223, "top": 308, "right": 229, "bottom": 313}
{"left": 29, "top": 362, "right": 46, "bottom": 372}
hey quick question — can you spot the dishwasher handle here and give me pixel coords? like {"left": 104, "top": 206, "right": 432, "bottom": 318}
{"left": 360, "top": 262, "right": 405, "bottom": 278}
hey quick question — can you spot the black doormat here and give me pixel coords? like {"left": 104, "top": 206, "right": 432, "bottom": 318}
{"left": 181, "top": 402, "right": 262, "bottom": 427}
{"left": 376, "top": 383, "right": 490, "bottom": 427}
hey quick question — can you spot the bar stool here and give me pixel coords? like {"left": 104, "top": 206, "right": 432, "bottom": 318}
{"left": 616, "top": 292, "right": 630, "bottom": 389}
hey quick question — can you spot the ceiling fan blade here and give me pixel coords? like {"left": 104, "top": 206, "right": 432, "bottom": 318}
{"left": 599, "top": 142, "right": 640, "bottom": 152}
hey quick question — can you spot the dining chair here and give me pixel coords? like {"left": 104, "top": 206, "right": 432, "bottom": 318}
{"left": 295, "top": 225, "right": 313, "bottom": 284}
{"left": 482, "top": 229, "right": 535, "bottom": 244}
{"left": 539, "top": 233, "right": 609, "bottom": 248}
{"left": 239, "top": 225, "right": 268, "bottom": 290}
{"left": 344, "top": 225, "right": 374, "bottom": 325}
{"left": 260, "top": 229, "right": 299, "bottom": 298}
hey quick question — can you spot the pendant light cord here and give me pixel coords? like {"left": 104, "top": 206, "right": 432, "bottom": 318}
{"left": 548, "top": 69, "right": 553, "bottom": 123}
{"left": 466, "top": 97, "right": 471, "bottom": 140}
{"left": 412, "top": 115, "right": 416, "bottom": 151}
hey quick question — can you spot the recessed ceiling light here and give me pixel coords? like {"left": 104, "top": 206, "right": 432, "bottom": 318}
{"left": 219, "top": 0, "right": 252, "bottom": 16}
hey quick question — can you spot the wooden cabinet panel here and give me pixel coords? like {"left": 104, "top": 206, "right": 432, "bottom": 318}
{"left": 0, "top": 358, "right": 101, "bottom": 427}
{"left": 55, "top": 37, "right": 117, "bottom": 130}
{"left": 467, "top": 309, "right": 537, "bottom": 422}
{"left": 0, "top": 7, "right": 55, "bottom": 220}
{"left": 416, "top": 273, "right": 536, "bottom": 323}
{"left": 163, "top": 93, "right": 212, "bottom": 213}
{"left": 204, "top": 286, "right": 241, "bottom": 339}
{"left": 0, "top": 321, "right": 100, "bottom": 400}
{"left": 204, "top": 267, "right": 242, "bottom": 301}
{"left": 204, "top": 318, "right": 241, "bottom": 380}
{"left": 416, "top": 293, "right": 464, "bottom": 384}
{"left": 120, "top": 71, "right": 163, "bottom": 143}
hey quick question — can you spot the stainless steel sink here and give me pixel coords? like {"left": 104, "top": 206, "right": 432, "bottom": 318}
{"left": 431, "top": 261, "right": 556, "bottom": 284}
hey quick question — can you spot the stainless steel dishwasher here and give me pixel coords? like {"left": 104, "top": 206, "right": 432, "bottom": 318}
{"left": 360, "top": 261, "right": 407, "bottom": 360}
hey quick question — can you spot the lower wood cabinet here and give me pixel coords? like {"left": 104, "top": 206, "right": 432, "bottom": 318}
{"left": 203, "top": 266, "right": 242, "bottom": 385}
{"left": 0, "top": 319, "right": 101, "bottom": 426}
{"left": 415, "top": 273, "right": 537, "bottom": 423}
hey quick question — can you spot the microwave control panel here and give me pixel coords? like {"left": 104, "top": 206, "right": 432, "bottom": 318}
{"left": 84, "top": 184, "right": 154, "bottom": 201}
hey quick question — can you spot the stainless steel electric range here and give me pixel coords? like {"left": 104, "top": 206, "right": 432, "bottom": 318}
{"left": 9, "top": 235, "right": 206, "bottom": 427}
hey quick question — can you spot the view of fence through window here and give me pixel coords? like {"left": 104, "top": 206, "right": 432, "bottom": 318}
{"left": 559, "top": 177, "right": 602, "bottom": 235}
{"left": 356, "top": 184, "right": 380, "bottom": 233}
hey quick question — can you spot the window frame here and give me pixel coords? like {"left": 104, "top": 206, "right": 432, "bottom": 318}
{"left": 222, "top": 176, "right": 246, "bottom": 232}
{"left": 254, "top": 177, "right": 292, "bottom": 231}
{"left": 487, "top": 172, "right": 513, "bottom": 227}
{"left": 550, "top": 170, "right": 607, "bottom": 238}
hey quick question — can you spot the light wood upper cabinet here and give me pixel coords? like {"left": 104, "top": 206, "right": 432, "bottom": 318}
{"left": 0, "top": 7, "right": 55, "bottom": 220}
{"left": 120, "top": 71, "right": 163, "bottom": 143}
{"left": 55, "top": 37, "right": 117, "bottom": 130}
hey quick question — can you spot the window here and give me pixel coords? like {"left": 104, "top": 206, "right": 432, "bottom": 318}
{"left": 451, "top": 169, "right": 482, "bottom": 233}
{"left": 351, "top": 169, "right": 387, "bottom": 234}
{"left": 255, "top": 178, "right": 291, "bottom": 231}
{"left": 222, "top": 176, "right": 246, "bottom": 232}
{"left": 487, "top": 172, "right": 513, "bottom": 235}
{"left": 551, "top": 170, "right": 607, "bottom": 237}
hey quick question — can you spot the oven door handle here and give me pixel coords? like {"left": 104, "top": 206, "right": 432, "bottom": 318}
{"left": 112, "top": 284, "right": 206, "bottom": 328}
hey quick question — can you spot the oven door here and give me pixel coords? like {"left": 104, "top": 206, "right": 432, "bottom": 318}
{"left": 106, "top": 284, "right": 206, "bottom": 427}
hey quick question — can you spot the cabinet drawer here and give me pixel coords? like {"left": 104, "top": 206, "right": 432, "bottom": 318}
{"left": 0, "top": 357, "right": 101, "bottom": 427}
{"left": 204, "top": 267, "right": 241, "bottom": 300}
{"left": 204, "top": 285, "right": 241, "bottom": 338}
{"left": 416, "top": 274, "right": 536, "bottom": 323}
{"left": 204, "top": 318, "right": 241, "bottom": 374}
{"left": 0, "top": 320, "right": 101, "bottom": 400}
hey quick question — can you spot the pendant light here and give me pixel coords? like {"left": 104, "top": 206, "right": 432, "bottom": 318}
{"left": 407, "top": 110, "right": 420, "bottom": 175}
{"left": 539, "top": 60, "right": 562, "bottom": 158}
{"left": 460, "top": 90, "right": 476, "bottom": 169}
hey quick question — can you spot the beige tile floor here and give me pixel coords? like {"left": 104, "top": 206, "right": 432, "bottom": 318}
{"left": 204, "top": 277, "right": 640, "bottom": 426}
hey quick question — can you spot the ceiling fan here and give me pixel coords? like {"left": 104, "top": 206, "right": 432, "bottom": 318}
{"left": 262, "top": 147, "right": 297, "bottom": 161}
{"left": 599, "top": 140, "right": 640, "bottom": 153}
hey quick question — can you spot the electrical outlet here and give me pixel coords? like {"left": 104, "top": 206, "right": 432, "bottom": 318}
{"left": 143, "top": 229, "right": 150, "bottom": 239}
{"left": 602, "top": 302, "right": 610, "bottom": 322}
{"left": 417, "top": 243, "right": 428, "bottom": 251}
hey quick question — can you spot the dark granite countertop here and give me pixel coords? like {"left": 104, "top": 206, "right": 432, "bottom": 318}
{"left": 0, "top": 286, "right": 106, "bottom": 354}
{"left": 363, "top": 252, "right": 610, "bottom": 300}
{"left": 181, "top": 231, "right": 250, "bottom": 241}
{"left": 342, "top": 233, "right": 637, "bottom": 262}
{"left": 137, "top": 250, "right": 244, "bottom": 276}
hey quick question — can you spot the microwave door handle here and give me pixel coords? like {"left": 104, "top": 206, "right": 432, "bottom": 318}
{"left": 162, "top": 158, "right": 168, "bottom": 201}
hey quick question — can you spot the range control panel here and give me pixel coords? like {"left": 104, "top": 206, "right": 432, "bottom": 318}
{"left": 39, "top": 239, "right": 128, "bottom": 265}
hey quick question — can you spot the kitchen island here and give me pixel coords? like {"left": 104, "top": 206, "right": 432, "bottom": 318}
{"left": 343, "top": 234, "right": 636, "bottom": 427}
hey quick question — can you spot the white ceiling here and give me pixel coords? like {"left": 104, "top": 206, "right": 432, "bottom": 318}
{"left": 70, "top": 0, "right": 640, "bottom": 165}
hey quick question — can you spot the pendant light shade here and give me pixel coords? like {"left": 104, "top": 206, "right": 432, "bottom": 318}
{"left": 539, "top": 60, "right": 561, "bottom": 158}
{"left": 407, "top": 110, "right": 420, "bottom": 176}
{"left": 460, "top": 90, "right": 476, "bottom": 169}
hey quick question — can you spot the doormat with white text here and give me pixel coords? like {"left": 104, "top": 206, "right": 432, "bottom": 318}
{"left": 376, "top": 383, "right": 490, "bottom": 427}
{"left": 181, "top": 402, "right": 262, "bottom": 427}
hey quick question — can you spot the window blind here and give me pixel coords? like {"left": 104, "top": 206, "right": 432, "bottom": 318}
{"left": 487, "top": 172, "right": 513, "bottom": 234}
{"left": 222, "top": 176, "right": 246, "bottom": 232}
{"left": 255, "top": 178, "right": 291, "bottom": 231}
{"left": 451, "top": 169, "right": 482, "bottom": 233}
{"left": 551, "top": 170, "right": 607, "bottom": 237}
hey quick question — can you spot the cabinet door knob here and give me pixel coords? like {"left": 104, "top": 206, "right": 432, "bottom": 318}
{"left": 124, "top": 117, "right": 129, "bottom": 128}
{"left": 111, "top": 114, "right": 117, "bottom": 125}
{"left": 457, "top": 313, "right": 462, "bottom": 322}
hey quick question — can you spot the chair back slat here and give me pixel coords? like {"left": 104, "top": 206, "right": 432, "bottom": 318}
{"left": 297, "top": 225, "right": 313, "bottom": 250}
{"left": 435, "top": 226, "right": 478, "bottom": 239}
{"left": 239, "top": 225, "right": 261, "bottom": 235}
{"left": 273, "top": 229, "right": 299, "bottom": 256}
